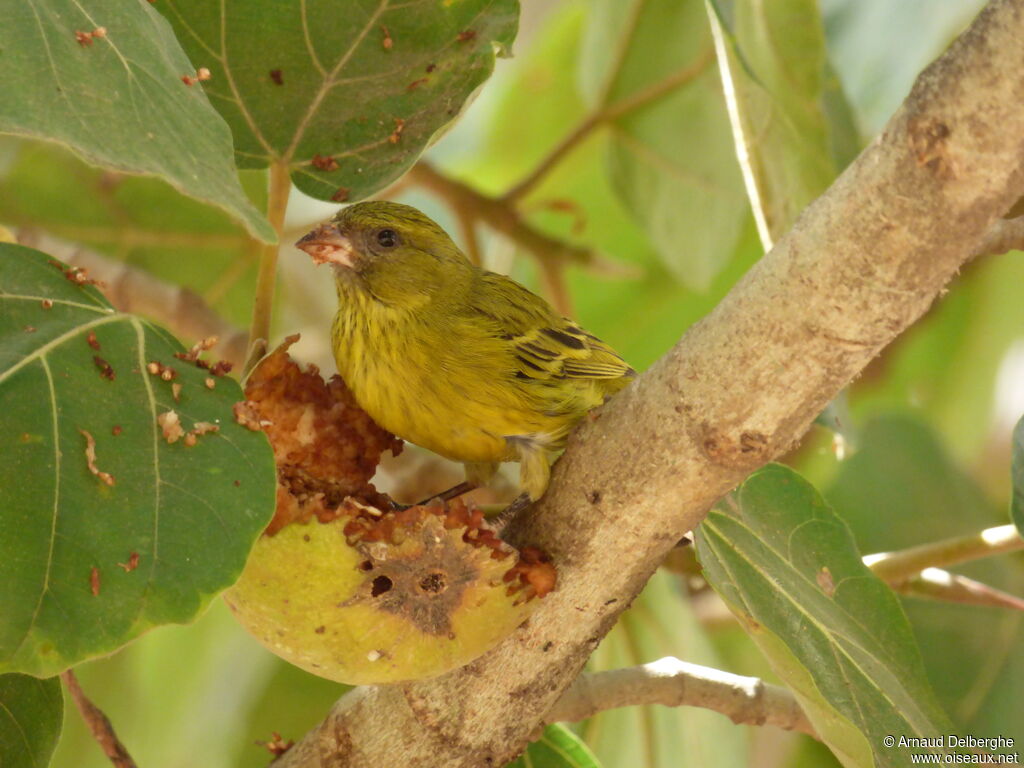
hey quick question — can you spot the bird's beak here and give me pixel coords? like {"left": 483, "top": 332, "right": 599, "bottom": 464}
{"left": 295, "top": 224, "right": 356, "bottom": 268}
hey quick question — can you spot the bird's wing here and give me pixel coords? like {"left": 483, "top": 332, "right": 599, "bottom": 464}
{"left": 473, "top": 272, "right": 634, "bottom": 382}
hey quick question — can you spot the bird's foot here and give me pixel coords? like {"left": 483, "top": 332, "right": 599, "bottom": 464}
{"left": 391, "top": 480, "right": 479, "bottom": 511}
{"left": 491, "top": 492, "right": 533, "bottom": 532}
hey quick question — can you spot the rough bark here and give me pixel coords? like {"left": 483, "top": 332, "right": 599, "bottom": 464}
{"left": 277, "top": 1, "right": 1024, "bottom": 765}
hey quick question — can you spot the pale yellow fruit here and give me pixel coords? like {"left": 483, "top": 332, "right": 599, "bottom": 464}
{"left": 224, "top": 509, "right": 538, "bottom": 685}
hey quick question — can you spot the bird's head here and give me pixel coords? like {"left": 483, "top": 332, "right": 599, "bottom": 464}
{"left": 296, "top": 201, "right": 472, "bottom": 307}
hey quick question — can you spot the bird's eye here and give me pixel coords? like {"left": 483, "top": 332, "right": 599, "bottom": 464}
{"left": 376, "top": 228, "right": 398, "bottom": 249}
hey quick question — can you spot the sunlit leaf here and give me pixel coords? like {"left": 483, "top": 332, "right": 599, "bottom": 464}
{"left": 506, "top": 724, "right": 602, "bottom": 768}
{"left": 707, "top": 0, "right": 837, "bottom": 244}
{"left": 0, "top": 0, "right": 273, "bottom": 242}
{"left": 0, "top": 673, "right": 63, "bottom": 768}
{"left": 159, "top": 0, "right": 518, "bottom": 202}
{"left": 579, "top": 0, "right": 748, "bottom": 290}
{"left": 697, "top": 464, "right": 953, "bottom": 767}
{"left": 0, "top": 245, "right": 276, "bottom": 677}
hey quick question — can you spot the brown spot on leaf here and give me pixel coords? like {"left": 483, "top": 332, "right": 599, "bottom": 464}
{"left": 456, "top": 29, "right": 477, "bottom": 42}
{"left": 388, "top": 117, "right": 405, "bottom": 144}
{"left": 380, "top": 25, "right": 392, "bottom": 50}
{"left": 111, "top": 425, "right": 122, "bottom": 436}
{"left": 817, "top": 566, "right": 836, "bottom": 597}
{"left": 118, "top": 552, "right": 139, "bottom": 572}
{"left": 90, "top": 567, "right": 100, "bottom": 596}
{"left": 79, "top": 429, "right": 115, "bottom": 486}
{"left": 406, "top": 77, "right": 428, "bottom": 92}
{"left": 269, "top": 69, "right": 284, "bottom": 85}
{"left": 50, "top": 261, "right": 103, "bottom": 288}
{"left": 86, "top": 331, "right": 100, "bottom": 350}
{"left": 233, "top": 401, "right": 264, "bottom": 431}
{"left": 157, "top": 410, "right": 184, "bottom": 444}
{"left": 311, "top": 154, "right": 339, "bottom": 172}
{"left": 41, "top": 299, "right": 53, "bottom": 309}
{"left": 93, "top": 356, "right": 115, "bottom": 381}
{"left": 75, "top": 30, "right": 93, "bottom": 46}
{"left": 331, "top": 187, "right": 350, "bottom": 203}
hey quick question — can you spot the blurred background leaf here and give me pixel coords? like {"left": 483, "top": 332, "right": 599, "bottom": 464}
{"left": 581, "top": 571, "right": 748, "bottom": 768}
{"left": 576, "top": 0, "right": 747, "bottom": 289}
{"left": 698, "top": 465, "right": 953, "bottom": 767}
{"left": 708, "top": 0, "right": 840, "bottom": 243}
{"left": 0, "top": 140, "right": 264, "bottom": 330}
{"left": 0, "top": 0, "right": 272, "bottom": 241}
{"left": 0, "top": 673, "right": 62, "bottom": 768}
{"left": 50, "top": 599, "right": 348, "bottom": 768}
{"left": 158, "top": 0, "right": 518, "bottom": 203}
{"left": 825, "top": 416, "right": 1024, "bottom": 743}
{"left": 0, "top": 246, "right": 276, "bottom": 676}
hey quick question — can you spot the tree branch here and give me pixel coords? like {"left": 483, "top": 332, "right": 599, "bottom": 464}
{"left": 277, "top": 2, "right": 1024, "bottom": 764}
{"left": 972, "top": 215, "right": 1024, "bottom": 258}
{"left": 245, "top": 161, "right": 292, "bottom": 376}
{"left": 502, "top": 45, "right": 715, "bottom": 204}
{"left": 891, "top": 569, "right": 1024, "bottom": 611}
{"left": 61, "top": 670, "right": 138, "bottom": 768}
{"left": 547, "top": 657, "right": 815, "bottom": 736}
{"left": 405, "top": 162, "right": 597, "bottom": 268}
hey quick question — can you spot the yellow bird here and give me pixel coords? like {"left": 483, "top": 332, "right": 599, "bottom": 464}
{"left": 296, "top": 202, "right": 634, "bottom": 502}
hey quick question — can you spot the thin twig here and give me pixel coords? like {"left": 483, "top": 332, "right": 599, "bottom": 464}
{"left": 61, "top": 670, "right": 138, "bottom": 768}
{"left": 245, "top": 161, "right": 292, "bottom": 376}
{"left": 547, "top": 657, "right": 814, "bottom": 736}
{"left": 972, "top": 215, "right": 1024, "bottom": 259}
{"left": 453, "top": 206, "right": 483, "bottom": 266}
{"left": 890, "top": 568, "right": 1024, "bottom": 610}
{"left": 405, "top": 162, "right": 596, "bottom": 268}
{"left": 864, "top": 524, "right": 1024, "bottom": 583}
{"left": 537, "top": 258, "right": 574, "bottom": 316}
{"left": 503, "top": 46, "right": 715, "bottom": 204}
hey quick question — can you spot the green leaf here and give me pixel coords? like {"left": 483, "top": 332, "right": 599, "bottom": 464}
{"left": 158, "top": 0, "right": 518, "bottom": 203}
{"left": 697, "top": 464, "right": 954, "bottom": 768}
{"left": 827, "top": 416, "right": 1024, "bottom": 741}
{"left": 707, "top": 0, "right": 838, "bottom": 243}
{"left": 0, "top": 673, "right": 63, "bottom": 768}
{"left": 0, "top": 0, "right": 273, "bottom": 242}
{"left": 0, "top": 140, "right": 262, "bottom": 329}
{"left": 506, "top": 724, "right": 602, "bottom": 768}
{"left": 1012, "top": 414, "right": 1024, "bottom": 536}
{"left": 0, "top": 244, "right": 276, "bottom": 677}
{"left": 579, "top": 0, "right": 748, "bottom": 290}
{"left": 582, "top": 570, "right": 748, "bottom": 768}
